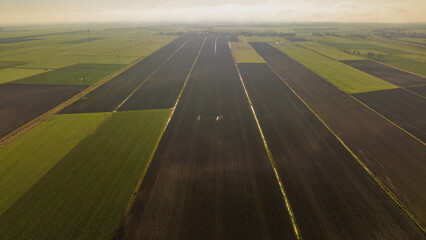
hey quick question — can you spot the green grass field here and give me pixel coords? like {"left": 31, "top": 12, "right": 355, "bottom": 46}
{"left": 0, "top": 113, "right": 106, "bottom": 215}
{"left": 296, "top": 41, "right": 363, "bottom": 61}
{"left": 11, "top": 63, "right": 125, "bottom": 85}
{"left": 313, "top": 37, "right": 426, "bottom": 76}
{"left": 230, "top": 42, "right": 265, "bottom": 63}
{"left": 62, "top": 38, "right": 106, "bottom": 44}
{"left": 0, "top": 28, "right": 176, "bottom": 75}
{"left": 272, "top": 42, "right": 398, "bottom": 93}
{"left": 0, "top": 68, "right": 48, "bottom": 84}
{"left": 0, "top": 61, "right": 26, "bottom": 70}
{"left": 0, "top": 109, "right": 171, "bottom": 240}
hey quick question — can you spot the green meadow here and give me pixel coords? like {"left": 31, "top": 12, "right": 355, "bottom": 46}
{"left": 0, "top": 109, "right": 171, "bottom": 240}
{"left": 0, "top": 113, "right": 106, "bottom": 215}
{"left": 230, "top": 42, "right": 266, "bottom": 63}
{"left": 12, "top": 63, "right": 125, "bottom": 85}
{"left": 272, "top": 42, "right": 398, "bottom": 93}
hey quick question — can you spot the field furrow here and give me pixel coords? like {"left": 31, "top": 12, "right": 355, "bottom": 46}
{"left": 238, "top": 63, "right": 423, "bottom": 239}
{"left": 60, "top": 37, "right": 187, "bottom": 113}
{"left": 251, "top": 42, "right": 426, "bottom": 228}
{"left": 120, "top": 35, "right": 296, "bottom": 240}
{"left": 353, "top": 88, "right": 426, "bottom": 142}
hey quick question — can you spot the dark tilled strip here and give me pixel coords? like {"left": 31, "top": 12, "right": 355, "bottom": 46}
{"left": 120, "top": 36, "right": 296, "bottom": 240}
{"left": 0, "top": 83, "right": 89, "bottom": 138}
{"left": 342, "top": 60, "right": 426, "bottom": 87}
{"left": 251, "top": 42, "right": 426, "bottom": 231}
{"left": 118, "top": 35, "right": 205, "bottom": 111}
{"left": 239, "top": 63, "right": 424, "bottom": 240}
{"left": 353, "top": 88, "right": 426, "bottom": 142}
{"left": 59, "top": 37, "right": 187, "bottom": 114}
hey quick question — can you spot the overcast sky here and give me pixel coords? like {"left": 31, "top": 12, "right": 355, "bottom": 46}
{"left": 1, "top": 0, "right": 425, "bottom": 24}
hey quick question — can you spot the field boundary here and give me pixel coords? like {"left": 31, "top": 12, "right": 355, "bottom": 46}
{"left": 403, "top": 87, "right": 426, "bottom": 99}
{"left": 114, "top": 40, "right": 189, "bottom": 111}
{"left": 350, "top": 94, "right": 425, "bottom": 145}
{"left": 290, "top": 38, "right": 426, "bottom": 79}
{"left": 262, "top": 57, "right": 425, "bottom": 233}
{"left": 369, "top": 58, "right": 426, "bottom": 79}
{"left": 229, "top": 42, "right": 302, "bottom": 240}
{"left": 269, "top": 42, "right": 424, "bottom": 144}
{"left": 0, "top": 38, "right": 183, "bottom": 148}
{"left": 112, "top": 36, "right": 207, "bottom": 239}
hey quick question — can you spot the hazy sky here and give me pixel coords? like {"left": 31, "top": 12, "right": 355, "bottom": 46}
{"left": 1, "top": 0, "right": 425, "bottom": 24}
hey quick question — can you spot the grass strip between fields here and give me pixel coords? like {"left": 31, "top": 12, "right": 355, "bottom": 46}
{"left": 0, "top": 113, "right": 106, "bottom": 216}
{"left": 272, "top": 42, "right": 398, "bottom": 93}
{"left": 0, "top": 109, "right": 171, "bottom": 240}
{"left": 230, "top": 42, "right": 266, "bottom": 63}
{"left": 229, "top": 42, "right": 302, "bottom": 240}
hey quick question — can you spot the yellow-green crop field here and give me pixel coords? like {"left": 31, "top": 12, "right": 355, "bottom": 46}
{"left": 230, "top": 42, "right": 265, "bottom": 63}
{"left": 272, "top": 41, "right": 398, "bottom": 93}
{"left": 0, "top": 109, "right": 171, "bottom": 240}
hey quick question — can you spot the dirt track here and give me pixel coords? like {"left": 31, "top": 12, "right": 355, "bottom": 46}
{"left": 120, "top": 36, "right": 296, "bottom": 240}
{"left": 0, "top": 83, "right": 87, "bottom": 138}
{"left": 354, "top": 88, "right": 426, "bottom": 142}
{"left": 60, "top": 37, "right": 187, "bottom": 113}
{"left": 239, "top": 63, "right": 423, "bottom": 239}
{"left": 251, "top": 42, "right": 426, "bottom": 227}
{"left": 342, "top": 60, "right": 426, "bottom": 87}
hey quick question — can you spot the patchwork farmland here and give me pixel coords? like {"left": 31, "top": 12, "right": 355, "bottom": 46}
{"left": 0, "top": 25, "right": 425, "bottom": 240}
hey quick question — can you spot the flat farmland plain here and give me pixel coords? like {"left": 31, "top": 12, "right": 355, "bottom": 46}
{"left": 119, "top": 35, "right": 204, "bottom": 111}
{"left": 238, "top": 63, "right": 423, "bottom": 239}
{"left": 251, "top": 42, "right": 426, "bottom": 226}
{"left": 60, "top": 37, "right": 187, "bottom": 113}
{"left": 120, "top": 36, "right": 296, "bottom": 240}
{"left": 353, "top": 88, "right": 426, "bottom": 142}
{"left": 0, "top": 83, "right": 88, "bottom": 138}
{"left": 342, "top": 60, "right": 426, "bottom": 86}
{"left": 0, "top": 110, "right": 170, "bottom": 240}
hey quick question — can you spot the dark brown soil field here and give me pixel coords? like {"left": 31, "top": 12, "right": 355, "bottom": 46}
{"left": 120, "top": 36, "right": 296, "bottom": 240}
{"left": 227, "top": 34, "right": 239, "bottom": 42}
{"left": 354, "top": 88, "right": 426, "bottom": 142}
{"left": 0, "top": 83, "right": 88, "bottom": 138}
{"left": 119, "top": 35, "right": 204, "bottom": 110}
{"left": 239, "top": 63, "right": 423, "bottom": 239}
{"left": 407, "top": 85, "right": 426, "bottom": 97}
{"left": 342, "top": 60, "right": 426, "bottom": 87}
{"left": 251, "top": 42, "right": 426, "bottom": 227}
{"left": 60, "top": 37, "right": 187, "bottom": 113}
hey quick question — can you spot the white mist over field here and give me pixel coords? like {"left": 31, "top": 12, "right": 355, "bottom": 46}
{"left": 1, "top": 0, "right": 426, "bottom": 24}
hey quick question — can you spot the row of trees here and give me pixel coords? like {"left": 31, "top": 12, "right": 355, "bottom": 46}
{"left": 156, "top": 30, "right": 297, "bottom": 38}
{"left": 367, "top": 52, "right": 386, "bottom": 62}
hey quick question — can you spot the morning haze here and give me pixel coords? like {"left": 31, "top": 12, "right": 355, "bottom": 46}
{"left": 1, "top": 0, "right": 426, "bottom": 24}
